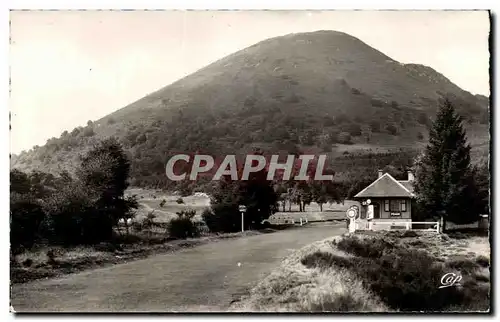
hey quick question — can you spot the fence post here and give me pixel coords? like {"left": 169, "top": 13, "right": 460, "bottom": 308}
{"left": 405, "top": 222, "right": 409, "bottom": 230}
{"left": 436, "top": 221, "right": 440, "bottom": 234}
{"left": 300, "top": 218, "right": 303, "bottom": 226}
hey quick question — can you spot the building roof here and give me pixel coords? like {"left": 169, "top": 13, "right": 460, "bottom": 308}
{"left": 354, "top": 173, "right": 415, "bottom": 198}
{"left": 398, "top": 180, "right": 415, "bottom": 194}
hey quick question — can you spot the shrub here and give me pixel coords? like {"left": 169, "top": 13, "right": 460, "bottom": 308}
{"left": 159, "top": 199, "right": 166, "bottom": 207}
{"left": 446, "top": 257, "right": 480, "bottom": 275}
{"left": 370, "top": 98, "right": 384, "bottom": 107}
{"left": 343, "top": 123, "right": 362, "bottom": 137}
{"left": 202, "top": 206, "right": 239, "bottom": 233}
{"left": 304, "top": 236, "right": 488, "bottom": 311}
{"left": 167, "top": 210, "right": 199, "bottom": 239}
{"left": 475, "top": 255, "right": 490, "bottom": 268}
{"left": 142, "top": 211, "right": 157, "bottom": 230}
{"left": 369, "top": 121, "right": 381, "bottom": 133}
{"left": 385, "top": 123, "right": 398, "bottom": 135}
{"left": 83, "top": 127, "right": 94, "bottom": 137}
{"left": 10, "top": 193, "right": 46, "bottom": 250}
{"left": 176, "top": 197, "right": 184, "bottom": 204}
{"left": 22, "top": 258, "right": 33, "bottom": 268}
{"left": 402, "top": 230, "right": 418, "bottom": 238}
{"left": 337, "top": 132, "right": 352, "bottom": 144}
{"left": 337, "top": 235, "right": 396, "bottom": 259}
{"left": 305, "top": 293, "right": 371, "bottom": 312}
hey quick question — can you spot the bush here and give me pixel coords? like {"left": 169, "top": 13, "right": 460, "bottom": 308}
{"left": 369, "top": 120, "right": 381, "bottom": 133}
{"left": 337, "top": 235, "right": 396, "bottom": 259}
{"left": 305, "top": 293, "right": 370, "bottom": 312}
{"left": 83, "top": 127, "right": 94, "bottom": 137}
{"left": 202, "top": 206, "right": 239, "bottom": 233}
{"left": 343, "top": 123, "right": 362, "bottom": 137}
{"left": 475, "top": 255, "right": 490, "bottom": 268}
{"left": 167, "top": 210, "right": 199, "bottom": 239}
{"left": 337, "top": 132, "right": 352, "bottom": 144}
{"left": 402, "top": 230, "right": 418, "bottom": 238}
{"left": 10, "top": 193, "right": 46, "bottom": 250}
{"left": 176, "top": 197, "right": 184, "bottom": 204}
{"left": 446, "top": 257, "right": 480, "bottom": 275}
{"left": 385, "top": 123, "right": 398, "bottom": 135}
{"left": 370, "top": 98, "right": 384, "bottom": 107}
{"left": 42, "top": 185, "right": 115, "bottom": 245}
{"left": 303, "top": 236, "right": 489, "bottom": 311}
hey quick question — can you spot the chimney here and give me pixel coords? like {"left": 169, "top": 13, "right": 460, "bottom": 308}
{"left": 407, "top": 170, "right": 414, "bottom": 182}
{"left": 378, "top": 170, "right": 383, "bottom": 178}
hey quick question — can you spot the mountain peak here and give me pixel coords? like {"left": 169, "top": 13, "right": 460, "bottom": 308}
{"left": 12, "top": 31, "right": 489, "bottom": 188}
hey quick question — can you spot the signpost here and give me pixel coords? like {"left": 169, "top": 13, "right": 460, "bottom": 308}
{"left": 239, "top": 205, "right": 247, "bottom": 232}
{"left": 346, "top": 205, "right": 359, "bottom": 233}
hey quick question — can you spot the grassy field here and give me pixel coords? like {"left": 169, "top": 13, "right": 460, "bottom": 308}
{"left": 233, "top": 230, "right": 490, "bottom": 312}
{"left": 126, "top": 188, "right": 210, "bottom": 222}
{"left": 127, "top": 187, "right": 357, "bottom": 224}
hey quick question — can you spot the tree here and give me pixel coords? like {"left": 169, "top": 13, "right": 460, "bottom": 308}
{"left": 10, "top": 169, "right": 30, "bottom": 195}
{"left": 472, "top": 161, "right": 490, "bottom": 215}
{"left": 205, "top": 152, "right": 278, "bottom": 232}
{"left": 78, "top": 138, "right": 130, "bottom": 201}
{"left": 310, "top": 182, "right": 328, "bottom": 212}
{"left": 75, "top": 138, "right": 133, "bottom": 240}
{"left": 10, "top": 192, "right": 45, "bottom": 250}
{"left": 414, "top": 99, "right": 478, "bottom": 230}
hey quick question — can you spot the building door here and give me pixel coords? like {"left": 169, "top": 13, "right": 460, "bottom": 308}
{"left": 373, "top": 203, "right": 381, "bottom": 219}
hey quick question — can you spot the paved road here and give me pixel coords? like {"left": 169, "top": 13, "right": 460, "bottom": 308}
{"left": 11, "top": 223, "right": 345, "bottom": 312}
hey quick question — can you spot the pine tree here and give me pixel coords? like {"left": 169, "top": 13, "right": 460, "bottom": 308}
{"left": 414, "top": 99, "right": 479, "bottom": 230}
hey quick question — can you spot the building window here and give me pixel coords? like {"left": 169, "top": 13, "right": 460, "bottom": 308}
{"left": 389, "top": 200, "right": 400, "bottom": 212}
{"left": 384, "top": 200, "right": 389, "bottom": 212}
{"left": 401, "top": 200, "right": 407, "bottom": 212}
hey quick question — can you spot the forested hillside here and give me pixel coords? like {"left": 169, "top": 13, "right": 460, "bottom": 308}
{"left": 10, "top": 30, "right": 489, "bottom": 191}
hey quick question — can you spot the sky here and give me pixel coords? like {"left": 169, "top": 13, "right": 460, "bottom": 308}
{"left": 9, "top": 10, "right": 490, "bottom": 154}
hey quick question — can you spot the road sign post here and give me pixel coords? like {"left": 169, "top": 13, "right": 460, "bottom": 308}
{"left": 346, "top": 206, "right": 359, "bottom": 233}
{"left": 239, "top": 205, "right": 247, "bottom": 232}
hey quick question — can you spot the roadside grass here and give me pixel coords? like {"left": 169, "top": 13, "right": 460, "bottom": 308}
{"left": 230, "top": 238, "right": 388, "bottom": 312}
{"left": 233, "top": 230, "right": 490, "bottom": 312}
{"left": 302, "top": 232, "right": 490, "bottom": 312}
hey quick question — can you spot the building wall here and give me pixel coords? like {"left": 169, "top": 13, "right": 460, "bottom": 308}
{"left": 359, "top": 197, "right": 412, "bottom": 220}
{"left": 378, "top": 198, "right": 412, "bottom": 219}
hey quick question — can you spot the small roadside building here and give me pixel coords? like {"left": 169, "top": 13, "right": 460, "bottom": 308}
{"left": 353, "top": 170, "right": 416, "bottom": 231}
